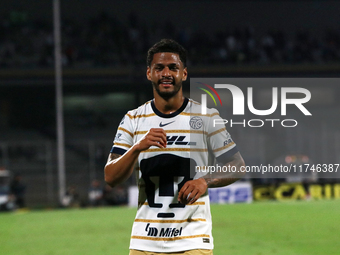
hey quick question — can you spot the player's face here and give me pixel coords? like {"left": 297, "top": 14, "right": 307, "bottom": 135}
{"left": 147, "top": 52, "right": 187, "bottom": 99}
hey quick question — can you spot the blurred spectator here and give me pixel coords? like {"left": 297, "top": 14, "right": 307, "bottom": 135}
{"left": 10, "top": 173, "right": 26, "bottom": 208}
{"left": 0, "top": 168, "right": 15, "bottom": 211}
{"left": 103, "top": 184, "right": 127, "bottom": 206}
{"left": 88, "top": 179, "right": 103, "bottom": 206}
{"left": 61, "top": 185, "right": 81, "bottom": 208}
{"left": 95, "top": 145, "right": 107, "bottom": 165}
{"left": 1, "top": 9, "right": 340, "bottom": 69}
{"left": 102, "top": 184, "right": 115, "bottom": 206}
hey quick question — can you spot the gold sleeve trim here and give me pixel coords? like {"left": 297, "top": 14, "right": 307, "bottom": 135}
{"left": 118, "top": 127, "right": 133, "bottom": 137}
{"left": 207, "top": 127, "right": 226, "bottom": 137}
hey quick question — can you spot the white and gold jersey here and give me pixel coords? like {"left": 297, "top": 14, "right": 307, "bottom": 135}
{"left": 110, "top": 98, "right": 238, "bottom": 253}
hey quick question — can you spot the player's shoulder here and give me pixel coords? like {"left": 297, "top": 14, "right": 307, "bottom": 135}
{"left": 125, "top": 100, "right": 153, "bottom": 119}
{"left": 187, "top": 98, "right": 220, "bottom": 116}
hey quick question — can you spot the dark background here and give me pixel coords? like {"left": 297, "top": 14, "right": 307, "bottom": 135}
{"left": 0, "top": 0, "right": 339, "bottom": 207}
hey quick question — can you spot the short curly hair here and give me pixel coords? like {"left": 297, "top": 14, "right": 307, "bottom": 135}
{"left": 147, "top": 39, "right": 187, "bottom": 67}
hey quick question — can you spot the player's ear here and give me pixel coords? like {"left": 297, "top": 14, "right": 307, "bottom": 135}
{"left": 182, "top": 67, "right": 188, "bottom": 81}
{"left": 146, "top": 67, "right": 151, "bottom": 81}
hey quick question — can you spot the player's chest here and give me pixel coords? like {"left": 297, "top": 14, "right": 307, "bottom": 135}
{"left": 135, "top": 115, "right": 190, "bottom": 132}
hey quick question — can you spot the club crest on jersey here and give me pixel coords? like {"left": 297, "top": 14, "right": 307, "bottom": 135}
{"left": 189, "top": 116, "right": 203, "bottom": 129}
{"left": 114, "top": 133, "right": 122, "bottom": 142}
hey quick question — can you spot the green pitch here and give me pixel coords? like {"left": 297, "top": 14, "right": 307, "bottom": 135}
{"left": 1, "top": 200, "right": 340, "bottom": 255}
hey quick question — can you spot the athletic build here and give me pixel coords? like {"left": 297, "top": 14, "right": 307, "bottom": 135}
{"left": 105, "top": 39, "right": 245, "bottom": 254}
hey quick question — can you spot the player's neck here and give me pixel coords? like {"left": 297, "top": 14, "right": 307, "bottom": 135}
{"left": 153, "top": 92, "right": 185, "bottom": 115}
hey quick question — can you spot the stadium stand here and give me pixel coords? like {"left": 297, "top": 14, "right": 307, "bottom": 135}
{"left": 1, "top": 4, "right": 340, "bottom": 207}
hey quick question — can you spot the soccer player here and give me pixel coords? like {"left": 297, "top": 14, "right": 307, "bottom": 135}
{"left": 104, "top": 39, "right": 245, "bottom": 255}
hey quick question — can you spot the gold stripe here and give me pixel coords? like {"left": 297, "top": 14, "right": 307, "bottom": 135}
{"left": 134, "top": 218, "right": 206, "bottom": 223}
{"left": 189, "top": 99, "right": 201, "bottom": 105}
{"left": 180, "top": 112, "right": 219, "bottom": 117}
{"left": 165, "top": 130, "right": 193, "bottom": 133}
{"left": 131, "top": 234, "right": 210, "bottom": 241}
{"left": 213, "top": 142, "right": 235, "bottom": 153}
{"left": 134, "top": 130, "right": 207, "bottom": 135}
{"left": 138, "top": 202, "right": 146, "bottom": 207}
{"left": 118, "top": 127, "right": 133, "bottom": 137}
{"left": 134, "top": 131, "right": 148, "bottom": 135}
{"left": 126, "top": 113, "right": 156, "bottom": 119}
{"left": 190, "top": 130, "right": 207, "bottom": 135}
{"left": 207, "top": 127, "right": 226, "bottom": 137}
{"left": 141, "top": 148, "right": 208, "bottom": 153}
{"left": 139, "top": 201, "right": 205, "bottom": 206}
{"left": 190, "top": 202, "right": 205, "bottom": 205}
{"left": 113, "top": 142, "right": 132, "bottom": 148}
{"left": 179, "top": 112, "right": 198, "bottom": 116}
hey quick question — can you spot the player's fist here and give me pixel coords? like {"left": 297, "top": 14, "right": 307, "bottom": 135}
{"left": 134, "top": 128, "right": 167, "bottom": 152}
{"left": 178, "top": 178, "right": 207, "bottom": 205}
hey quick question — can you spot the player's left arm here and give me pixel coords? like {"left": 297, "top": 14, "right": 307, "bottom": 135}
{"left": 177, "top": 151, "right": 245, "bottom": 205}
{"left": 204, "top": 151, "right": 246, "bottom": 188}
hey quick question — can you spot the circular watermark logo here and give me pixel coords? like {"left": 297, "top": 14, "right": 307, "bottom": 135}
{"left": 190, "top": 116, "right": 203, "bottom": 129}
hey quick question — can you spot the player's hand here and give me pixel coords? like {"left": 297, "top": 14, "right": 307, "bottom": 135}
{"left": 178, "top": 178, "right": 207, "bottom": 205}
{"left": 134, "top": 128, "right": 167, "bottom": 152}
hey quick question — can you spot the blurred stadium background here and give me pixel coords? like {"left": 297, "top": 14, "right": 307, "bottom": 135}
{"left": 0, "top": 0, "right": 340, "bottom": 211}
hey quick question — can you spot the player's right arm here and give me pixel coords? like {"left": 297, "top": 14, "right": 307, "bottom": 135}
{"left": 104, "top": 128, "right": 167, "bottom": 187}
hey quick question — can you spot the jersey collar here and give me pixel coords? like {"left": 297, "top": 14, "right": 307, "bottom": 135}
{"left": 151, "top": 97, "right": 189, "bottom": 118}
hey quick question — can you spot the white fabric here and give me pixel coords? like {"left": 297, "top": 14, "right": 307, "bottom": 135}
{"left": 111, "top": 98, "right": 237, "bottom": 252}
